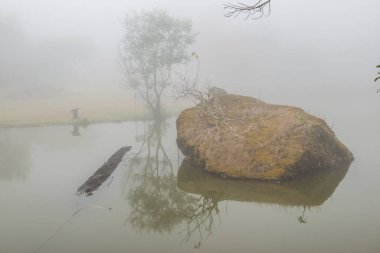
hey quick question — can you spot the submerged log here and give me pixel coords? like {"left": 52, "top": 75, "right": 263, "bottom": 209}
{"left": 77, "top": 146, "right": 131, "bottom": 196}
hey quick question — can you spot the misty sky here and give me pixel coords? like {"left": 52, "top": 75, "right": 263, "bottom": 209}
{"left": 1, "top": 0, "right": 379, "bottom": 102}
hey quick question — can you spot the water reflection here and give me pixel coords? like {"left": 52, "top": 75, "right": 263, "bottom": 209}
{"left": 177, "top": 160, "right": 350, "bottom": 207}
{"left": 0, "top": 140, "right": 30, "bottom": 181}
{"left": 124, "top": 117, "right": 220, "bottom": 246}
{"left": 70, "top": 120, "right": 88, "bottom": 136}
{"left": 125, "top": 118, "right": 183, "bottom": 232}
{"left": 71, "top": 124, "right": 80, "bottom": 136}
{"left": 124, "top": 112, "right": 351, "bottom": 247}
{"left": 297, "top": 207, "right": 308, "bottom": 224}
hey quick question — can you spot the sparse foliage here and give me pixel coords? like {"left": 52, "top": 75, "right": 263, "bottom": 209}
{"left": 224, "top": 0, "right": 272, "bottom": 19}
{"left": 120, "top": 10, "right": 196, "bottom": 118}
{"left": 174, "top": 54, "right": 238, "bottom": 139}
{"left": 375, "top": 65, "right": 380, "bottom": 93}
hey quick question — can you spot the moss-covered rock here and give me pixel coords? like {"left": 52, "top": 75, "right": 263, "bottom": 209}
{"left": 176, "top": 94, "right": 353, "bottom": 181}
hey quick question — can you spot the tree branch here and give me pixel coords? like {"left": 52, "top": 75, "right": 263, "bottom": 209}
{"left": 224, "top": 0, "right": 271, "bottom": 19}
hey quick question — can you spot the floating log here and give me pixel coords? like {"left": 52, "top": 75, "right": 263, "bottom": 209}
{"left": 77, "top": 146, "right": 131, "bottom": 196}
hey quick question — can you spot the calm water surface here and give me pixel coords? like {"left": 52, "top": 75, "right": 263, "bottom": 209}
{"left": 0, "top": 88, "right": 380, "bottom": 253}
{"left": 1, "top": 0, "right": 380, "bottom": 252}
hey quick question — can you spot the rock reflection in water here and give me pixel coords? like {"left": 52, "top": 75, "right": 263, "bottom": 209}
{"left": 177, "top": 159, "right": 350, "bottom": 207}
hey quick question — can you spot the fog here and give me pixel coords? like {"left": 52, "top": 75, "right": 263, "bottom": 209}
{"left": 1, "top": 1, "right": 380, "bottom": 252}
{"left": 1, "top": 0, "right": 379, "bottom": 96}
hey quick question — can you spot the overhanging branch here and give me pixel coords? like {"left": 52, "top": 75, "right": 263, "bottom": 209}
{"left": 224, "top": 0, "right": 271, "bottom": 19}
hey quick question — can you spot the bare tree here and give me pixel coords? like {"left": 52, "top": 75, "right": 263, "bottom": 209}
{"left": 120, "top": 10, "right": 196, "bottom": 119}
{"left": 224, "top": 0, "right": 272, "bottom": 19}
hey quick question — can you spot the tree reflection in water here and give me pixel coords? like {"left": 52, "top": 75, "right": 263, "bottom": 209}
{"left": 124, "top": 116, "right": 221, "bottom": 247}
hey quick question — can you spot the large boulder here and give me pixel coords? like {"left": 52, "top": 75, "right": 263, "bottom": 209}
{"left": 176, "top": 94, "right": 353, "bottom": 181}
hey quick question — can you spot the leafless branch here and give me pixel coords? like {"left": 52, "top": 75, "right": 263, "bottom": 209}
{"left": 181, "top": 197, "right": 220, "bottom": 244}
{"left": 174, "top": 54, "right": 240, "bottom": 139}
{"left": 224, "top": 0, "right": 271, "bottom": 19}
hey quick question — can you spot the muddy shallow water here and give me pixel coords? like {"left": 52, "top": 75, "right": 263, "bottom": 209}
{"left": 0, "top": 88, "right": 380, "bottom": 253}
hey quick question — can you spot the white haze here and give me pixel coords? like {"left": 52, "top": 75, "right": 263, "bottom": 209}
{"left": 0, "top": 0, "right": 379, "bottom": 107}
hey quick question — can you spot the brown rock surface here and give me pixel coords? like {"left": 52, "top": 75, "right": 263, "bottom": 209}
{"left": 176, "top": 94, "right": 353, "bottom": 181}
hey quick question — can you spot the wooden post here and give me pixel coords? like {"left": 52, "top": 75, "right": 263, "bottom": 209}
{"left": 70, "top": 108, "right": 79, "bottom": 119}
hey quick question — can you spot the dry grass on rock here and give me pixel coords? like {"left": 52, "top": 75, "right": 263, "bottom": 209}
{"left": 177, "top": 94, "right": 353, "bottom": 181}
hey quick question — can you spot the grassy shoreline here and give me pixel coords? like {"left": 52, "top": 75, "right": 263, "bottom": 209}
{"left": 0, "top": 91, "right": 187, "bottom": 128}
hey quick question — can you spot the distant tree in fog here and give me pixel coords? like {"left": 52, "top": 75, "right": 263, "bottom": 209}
{"left": 0, "top": 15, "right": 25, "bottom": 90}
{"left": 0, "top": 14, "right": 94, "bottom": 95}
{"left": 224, "top": 0, "right": 271, "bottom": 19}
{"left": 120, "top": 10, "right": 196, "bottom": 119}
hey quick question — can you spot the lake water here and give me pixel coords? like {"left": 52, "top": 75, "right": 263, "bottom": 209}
{"left": 1, "top": 88, "right": 380, "bottom": 253}
{"left": 0, "top": 1, "right": 380, "bottom": 252}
